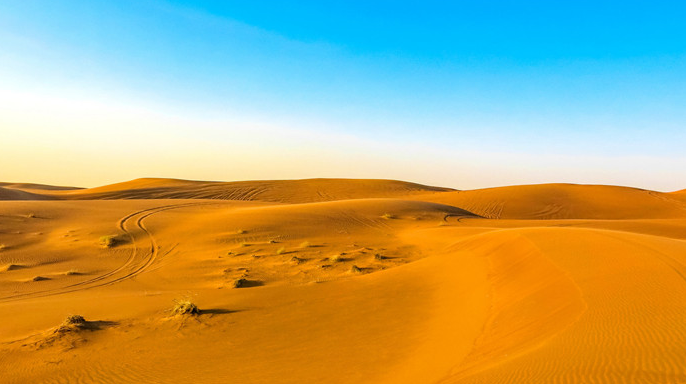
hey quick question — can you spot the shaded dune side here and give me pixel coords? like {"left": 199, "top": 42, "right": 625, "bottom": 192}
{"left": 0, "top": 186, "right": 53, "bottom": 201}
{"left": 44, "top": 178, "right": 454, "bottom": 203}
{"left": 0, "top": 182, "right": 82, "bottom": 191}
{"left": 416, "top": 183, "right": 686, "bottom": 219}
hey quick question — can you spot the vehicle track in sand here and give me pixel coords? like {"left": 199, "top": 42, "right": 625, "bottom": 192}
{"left": 0, "top": 202, "right": 214, "bottom": 302}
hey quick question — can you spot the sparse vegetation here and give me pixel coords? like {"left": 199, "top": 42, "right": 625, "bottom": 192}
{"left": 99, "top": 235, "right": 118, "bottom": 248}
{"left": 64, "top": 314, "right": 86, "bottom": 325}
{"left": 276, "top": 247, "right": 286, "bottom": 255}
{"left": 233, "top": 278, "right": 248, "bottom": 288}
{"left": 56, "top": 314, "right": 88, "bottom": 333}
{"left": 171, "top": 299, "right": 200, "bottom": 316}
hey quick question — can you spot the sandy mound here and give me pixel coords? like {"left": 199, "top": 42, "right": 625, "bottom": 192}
{"left": 49, "top": 178, "right": 454, "bottom": 202}
{"left": 416, "top": 183, "right": 686, "bottom": 219}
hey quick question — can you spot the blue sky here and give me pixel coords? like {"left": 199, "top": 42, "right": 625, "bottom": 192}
{"left": 1, "top": 1, "right": 685, "bottom": 189}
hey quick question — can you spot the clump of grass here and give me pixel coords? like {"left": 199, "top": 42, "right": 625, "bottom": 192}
{"left": 64, "top": 314, "right": 86, "bottom": 325}
{"left": 299, "top": 241, "right": 311, "bottom": 248}
{"left": 56, "top": 314, "right": 88, "bottom": 333}
{"left": 329, "top": 254, "right": 343, "bottom": 262}
{"left": 171, "top": 299, "right": 200, "bottom": 316}
{"left": 233, "top": 278, "right": 248, "bottom": 288}
{"left": 99, "top": 235, "right": 118, "bottom": 248}
{"left": 381, "top": 213, "right": 395, "bottom": 220}
{"left": 276, "top": 247, "right": 286, "bottom": 255}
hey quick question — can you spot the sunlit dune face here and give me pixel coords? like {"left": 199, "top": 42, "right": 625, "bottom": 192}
{"left": 1, "top": 179, "right": 686, "bottom": 383}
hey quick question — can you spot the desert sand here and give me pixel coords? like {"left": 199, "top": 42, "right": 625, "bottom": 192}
{"left": 1, "top": 178, "right": 685, "bottom": 383}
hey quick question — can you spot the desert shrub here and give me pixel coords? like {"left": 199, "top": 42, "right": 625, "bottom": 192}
{"left": 233, "top": 278, "right": 248, "bottom": 288}
{"left": 99, "top": 235, "right": 118, "bottom": 248}
{"left": 171, "top": 299, "right": 200, "bottom": 315}
{"left": 64, "top": 314, "right": 86, "bottom": 325}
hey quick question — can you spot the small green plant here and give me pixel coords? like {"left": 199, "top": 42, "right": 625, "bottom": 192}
{"left": 171, "top": 299, "right": 200, "bottom": 316}
{"left": 276, "top": 247, "right": 286, "bottom": 255}
{"left": 99, "top": 235, "right": 118, "bottom": 248}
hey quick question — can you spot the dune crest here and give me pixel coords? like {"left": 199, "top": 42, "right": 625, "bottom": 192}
{"left": 1, "top": 178, "right": 686, "bottom": 383}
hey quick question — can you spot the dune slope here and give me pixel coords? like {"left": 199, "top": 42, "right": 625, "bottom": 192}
{"left": 1, "top": 179, "right": 686, "bottom": 383}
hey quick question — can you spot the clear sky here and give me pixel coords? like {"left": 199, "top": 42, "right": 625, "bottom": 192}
{"left": 1, "top": 1, "right": 685, "bottom": 190}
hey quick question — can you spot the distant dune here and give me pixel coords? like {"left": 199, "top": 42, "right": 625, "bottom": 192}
{"left": 1, "top": 178, "right": 452, "bottom": 203}
{"left": 1, "top": 178, "right": 685, "bottom": 383}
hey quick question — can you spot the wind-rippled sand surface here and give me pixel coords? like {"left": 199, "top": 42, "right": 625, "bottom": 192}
{"left": 1, "top": 179, "right": 685, "bottom": 383}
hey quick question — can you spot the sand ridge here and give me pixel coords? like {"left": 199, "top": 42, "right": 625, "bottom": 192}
{"left": 1, "top": 178, "right": 686, "bottom": 383}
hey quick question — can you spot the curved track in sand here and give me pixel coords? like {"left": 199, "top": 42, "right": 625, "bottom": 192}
{"left": 0, "top": 203, "right": 210, "bottom": 302}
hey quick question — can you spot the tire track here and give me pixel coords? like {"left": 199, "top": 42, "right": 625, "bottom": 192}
{"left": 0, "top": 202, "right": 213, "bottom": 302}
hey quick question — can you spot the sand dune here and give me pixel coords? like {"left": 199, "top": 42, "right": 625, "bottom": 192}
{"left": 7, "top": 178, "right": 453, "bottom": 202}
{"left": 415, "top": 183, "right": 686, "bottom": 219}
{"left": 1, "top": 178, "right": 686, "bottom": 383}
